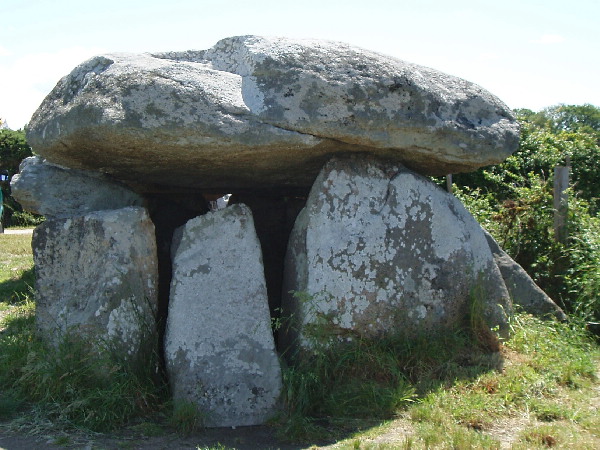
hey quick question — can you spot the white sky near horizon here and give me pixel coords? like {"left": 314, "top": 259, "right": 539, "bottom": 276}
{"left": 0, "top": 0, "right": 598, "bottom": 130}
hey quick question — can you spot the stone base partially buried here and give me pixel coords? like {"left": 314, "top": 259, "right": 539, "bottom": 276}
{"left": 164, "top": 204, "right": 282, "bottom": 427}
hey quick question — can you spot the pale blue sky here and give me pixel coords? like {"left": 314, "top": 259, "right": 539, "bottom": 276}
{"left": 1, "top": 0, "right": 598, "bottom": 129}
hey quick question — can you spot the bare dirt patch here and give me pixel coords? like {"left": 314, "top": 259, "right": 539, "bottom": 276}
{"left": 0, "top": 425, "right": 309, "bottom": 450}
{"left": 2, "top": 229, "right": 33, "bottom": 235}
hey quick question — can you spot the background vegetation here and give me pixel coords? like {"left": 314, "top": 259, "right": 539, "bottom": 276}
{"left": 0, "top": 128, "right": 44, "bottom": 227}
{"left": 449, "top": 103, "right": 600, "bottom": 321}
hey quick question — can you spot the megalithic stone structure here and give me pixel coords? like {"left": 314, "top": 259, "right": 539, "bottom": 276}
{"left": 11, "top": 35, "right": 566, "bottom": 428}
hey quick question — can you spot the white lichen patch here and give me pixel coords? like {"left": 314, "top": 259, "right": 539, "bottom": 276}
{"left": 106, "top": 297, "right": 142, "bottom": 355}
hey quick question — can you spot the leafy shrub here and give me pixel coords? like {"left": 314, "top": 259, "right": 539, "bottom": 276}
{"left": 7, "top": 210, "right": 45, "bottom": 227}
{"left": 450, "top": 104, "right": 600, "bottom": 320}
{"left": 0, "top": 128, "right": 44, "bottom": 227}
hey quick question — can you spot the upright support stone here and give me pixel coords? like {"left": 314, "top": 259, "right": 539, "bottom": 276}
{"left": 164, "top": 204, "right": 282, "bottom": 427}
{"left": 282, "top": 156, "right": 512, "bottom": 353}
{"left": 32, "top": 207, "right": 158, "bottom": 363}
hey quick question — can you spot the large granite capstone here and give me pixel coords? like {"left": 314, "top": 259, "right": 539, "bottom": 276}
{"left": 27, "top": 35, "right": 519, "bottom": 193}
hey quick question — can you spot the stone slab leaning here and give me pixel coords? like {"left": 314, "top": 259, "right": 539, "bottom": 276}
{"left": 484, "top": 231, "right": 567, "bottom": 321}
{"left": 164, "top": 204, "right": 281, "bottom": 427}
{"left": 11, "top": 156, "right": 144, "bottom": 219}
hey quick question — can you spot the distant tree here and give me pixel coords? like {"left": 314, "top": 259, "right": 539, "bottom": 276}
{"left": 0, "top": 129, "right": 32, "bottom": 176}
{"left": 0, "top": 129, "right": 40, "bottom": 227}
{"left": 542, "top": 104, "right": 600, "bottom": 134}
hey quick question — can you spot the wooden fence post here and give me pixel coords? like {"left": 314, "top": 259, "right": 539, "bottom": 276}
{"left": 553, "top": 159, "right": 570, "bottom": 243}
{"left": 446, "top": 174, "right": 452, "bottom": 193}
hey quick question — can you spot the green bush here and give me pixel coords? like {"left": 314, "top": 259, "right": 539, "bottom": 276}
{"left": 0, "top": 129, "right": 44, "bottom": 227}
{"left": 450, "top": 104, "right": 600, "bottom": 320}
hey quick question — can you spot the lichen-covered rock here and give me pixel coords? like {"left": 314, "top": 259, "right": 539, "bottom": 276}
{"left": 282, "top": 157, "right": 512, "bottom": 351}
{"left": 32, "top": 207, "right": 158, "bottom": 361}
{"left": 27, "top": 36, "right": 518, "bottom": 192}
{"left": 484, "top": 231, "right": 567, "bottom": 321}
{"left": 164, "top": 204, "right": 281, "bottom": 427}
{"left": 11, "top": 156, "right": 144, "bottom": 219}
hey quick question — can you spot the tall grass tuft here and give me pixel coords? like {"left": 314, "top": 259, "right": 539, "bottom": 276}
{"left": 0, "top": 298, "right": 165, "bottom": 432}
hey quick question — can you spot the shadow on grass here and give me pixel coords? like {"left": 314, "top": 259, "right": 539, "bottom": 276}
{"left": 276, "top": 329, "right": 505, "bottom": 446}
{"left": 0, "top": 268, "right": 34, "bottom": 303}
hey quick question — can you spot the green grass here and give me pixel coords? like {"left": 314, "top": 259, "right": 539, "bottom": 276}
{"left": 0, "top": 233, "right": 166, "bottom": 433}
{"left": 1, "top": 232, "right": 599, "bottom": 449}
{"left": 0, "top": 233, "right": 34, "bottom": 304}
{"left": 168, "top": 400, "right": 206, "bottom": 435}
{"left": 327, "top": 314, "right": 599, "bottom": 449}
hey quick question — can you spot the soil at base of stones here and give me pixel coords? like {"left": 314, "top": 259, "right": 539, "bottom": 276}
{"left": 0, "top": 425, "right": 310, "bottom": 450}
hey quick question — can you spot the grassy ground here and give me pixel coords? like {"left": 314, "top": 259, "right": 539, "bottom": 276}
{"left": 325, "top": 318, "right": 600, "bottom": 449}
{"left": 0, "top": 232, "right": 599, "bottom": 449}
{"left": 0, "top": 232, "right": 34, "bottom": 306}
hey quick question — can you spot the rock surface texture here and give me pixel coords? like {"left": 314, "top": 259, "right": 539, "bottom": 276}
{"left": 484, "top": 231, "right": 567, "bottom": 321}
{"left": 11, "top": 156, "right": 144, "bottom": 219}
{"left": 282, "top": 157, "right": 512, "bottom": 351}
{"left": 32, "top": 207, "right": 158, "bottom": 360}
{"left": 26, "top": 35, "right": 519, "bottom": 192}
{"left": 164, "top": 204, "right": 281, "bottom": 427}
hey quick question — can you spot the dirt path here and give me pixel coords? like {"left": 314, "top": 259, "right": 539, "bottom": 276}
{"left": 1, "top": 229, "right": 34, "bottom": 235}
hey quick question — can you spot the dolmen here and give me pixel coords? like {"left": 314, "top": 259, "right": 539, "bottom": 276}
{"left": 11, "top": 35, "right": 565, "bottom": 427}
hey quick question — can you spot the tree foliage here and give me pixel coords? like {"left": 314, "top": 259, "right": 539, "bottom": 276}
{"left": 0, "top": 129, "right": 32, "bottom": 177}
{"left": 0, "top": 129, "right": 42, "bottom": 227}
{"left": 453, "top": 104, "right": 600, "bottom": 213}
{"left": 450, "top": 104, "right": 600, "bottom": 320}
{"left": 516, "top": 104, "right": 600, "bottom": 135}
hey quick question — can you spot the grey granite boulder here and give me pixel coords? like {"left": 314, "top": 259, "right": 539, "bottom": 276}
{"left": 11, "top": 156, "right": 144, "bottom": 219}
{"left": 164, "top": 204, "right": 281, "bottom": 427}
{"left": 32, "top": 207, "right": 158, "bottom": 361}
{"left": 27, "top": 36, "right": 518, "bottom": 192}
{"left": 282, "top": 157, "right": 512, "bottom": 351}
{"left": 484, "top": 231, "right": 567, "bottom": 321}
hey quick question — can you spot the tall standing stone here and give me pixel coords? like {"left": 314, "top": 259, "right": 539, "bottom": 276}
{"left": 164, "top": 204, "right": 281, "bottom": 427}
{"left": 282, "top": 157, "right": 512, "bottom": 352}
{"left": 32, "top": 207, "right": 158, "bottom": 362}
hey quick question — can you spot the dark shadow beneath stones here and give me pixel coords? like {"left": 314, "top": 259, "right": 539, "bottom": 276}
{"left": 228, "top": 193, "right": 305, "bottom": 347}
{"left": 145, "top": 193, "right": 210, "bottom": 375}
